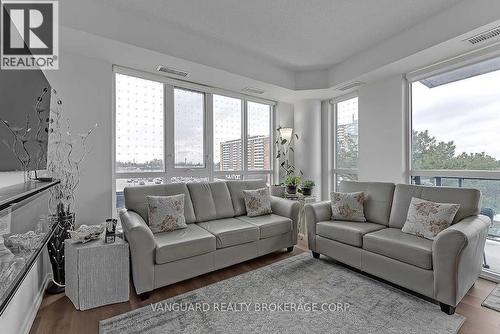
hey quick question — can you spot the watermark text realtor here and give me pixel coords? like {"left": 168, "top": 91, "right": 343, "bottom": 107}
{"left": 1, "top": 0, "right": 58, "bottom": 70}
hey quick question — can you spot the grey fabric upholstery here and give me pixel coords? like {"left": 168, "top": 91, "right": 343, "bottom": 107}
{"left": 363, "top": 228, "right": 433, "bottom": 270}
{"left": 433, "top": 215, "right": 490, "bottom": 306}
{"left": 339, "top": 181, "right": 395, "bottom": 225}
{"left": 226, "top": 180, "right": 267, "bottom": 216}
{"left": 389, "top": 183, "right": 481, "bottom": 228}
{"left": 316, "top": 220, "right": 385, "bottom": 247}
{"left": 270, "top": 196, "right": 301, "bottom": 244}
{"left": 155, "top": 224, "right": 216, "bottom": 264}
{"left": 119, "top": 209, "right": 155, "bottom": 294}
{"left": 124, "top": 183, "right": 196, "bottom": 223}
{"left": 122, "top": 180, "right": 298, "bottom": 294}
{"left": 187, "top": 182, "right": 234, "bottom": 222}
{"left": 306, "top": 182, "right": 490, "bottom": 309}
{"left": 237, "top": 214, "right": 292, "bottom": 239}
{"left": 197, "top": 218, "right": 260, "bottom": 249}
{"left": 305, "top": 201, "right": 332, "bottom": 251}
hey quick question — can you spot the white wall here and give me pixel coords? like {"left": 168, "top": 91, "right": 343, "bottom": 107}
{"left": 294, "top": 100, "right": 322, "bottom": 198}
{"left": 357, "top": 75, "right": 406, "bottom": 184}
{"left": 44, "top": 51, "right": 113, "bottom": 225}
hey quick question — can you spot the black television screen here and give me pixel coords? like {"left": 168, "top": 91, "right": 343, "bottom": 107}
{"left": 0, "top": 69, "right": 51, "bottom": 172}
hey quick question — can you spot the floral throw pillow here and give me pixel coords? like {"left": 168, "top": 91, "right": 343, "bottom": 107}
{"left": 242, "top": 187, "right": 272, "bottom": 217}
{"left": 401, "top": 197, "right": 460, "bottom": 240}
{"left": 330, "top": 192, "right": 366, "bottom": 222}
{"left": 146, "top": 194, "right": 187, "bottom": 233}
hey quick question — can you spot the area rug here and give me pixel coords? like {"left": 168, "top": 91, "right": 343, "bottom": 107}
{"left": 100, "top": 253, "right": 464, "bottom": 334}
{"left": 482, "top": 283, "right": 500, "bottom": 311}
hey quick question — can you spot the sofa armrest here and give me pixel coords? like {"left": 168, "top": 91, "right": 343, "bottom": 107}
{"left": 119, "top": 209, "right": 156, "bottom": 294}
{"left": 271, "top": 196, "right": 301, "bottom": 244}
{"left": 305, "top": 201, "right": 332, "bottom": 252}
{"left": 433, "top": 215, "right": 491, "bottom": 306}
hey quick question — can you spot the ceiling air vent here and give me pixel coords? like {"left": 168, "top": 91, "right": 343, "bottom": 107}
{"left": 242, "top": 87, "right": 265, "bottom": 95}
{"left": 465, "top": 27, "right": 500, "bottom": 45}
{"left": 337, "top": 81, "right": 364, "bottom": 91}
{"left": 156, "top": 65, "right": 190, "bottom": 77}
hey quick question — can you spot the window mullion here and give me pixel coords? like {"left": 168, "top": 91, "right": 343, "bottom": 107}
{"left": 242, "top": 99, "right": 248, "bottom": 178}
{"left": 165, "top": 84, "right": 175, "bottom": 181}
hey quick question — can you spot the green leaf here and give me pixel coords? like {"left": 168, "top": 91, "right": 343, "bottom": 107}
{"left": 295, "top": 134, "right": 299, "bottom": 140}
{"left": 289, "top": 147, "right": 294, "bottom": 152}
{"left": 281, "top": 139, "right": 287, "bottom": 145}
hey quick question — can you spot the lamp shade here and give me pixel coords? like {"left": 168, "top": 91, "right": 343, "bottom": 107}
{"left": 279, "top": 127, "right": 293, "bottom": 142}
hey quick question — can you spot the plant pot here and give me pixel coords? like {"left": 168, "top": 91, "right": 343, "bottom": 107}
{"left": 270, "top": 185, "right": 286, "bottom": 197}
{"left": 47, "top": 212, "right": 75, "bottom": 292}
{"left": 286, "top": 185, "right": 297, "bottom": 194}
{"left": 302, "top": 187, "right": 312, "bottom": 196}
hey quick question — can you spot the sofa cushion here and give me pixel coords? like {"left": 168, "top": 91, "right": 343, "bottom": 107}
{"left": 124, "top": 183, "right": 196, "bottom": 223}
{"left": 316, "top": 220, "right": 386, "bottom": 247}
{"left": 197, "top": 218, "right": 259, "bottom": 249}
{"left": 237, "top": 214, "right": 292, "bottom": 239}
{"left": 146, "top": 194, "right": 187, "bottom": 233}
{"left": 389, "top": 184, "right": 481, "bottom": 229}
{"left": 330, "top": 191, "right": 366, "bottom": 222}
{"left": 363, "top": 228, "right": 433, "bottom": 270}
{"left": 154, "top": 224, "right": 216, "bottom": 264}
{"left": 243, "top": 187, "right": 272, "bottom": 217}
{"left": 187, "top": 182, "right": 235, "bottom": 222}
{"left": 339, "top": 181, "right": 395, "bottom": 226}
{"left": 226, "top": 180, "right": 267, "bottom": 216}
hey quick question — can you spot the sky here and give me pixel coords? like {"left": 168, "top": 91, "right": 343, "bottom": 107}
{"left": 412, "top": 68, "right": 500, "bottom": 160}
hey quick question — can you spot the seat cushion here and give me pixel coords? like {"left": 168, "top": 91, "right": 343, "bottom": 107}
{"left": 155, "top": 224, "right": 216, "bottom": 264}
{"left": 316, "top": 220, "right": 386, "bottom": 247}
{"left": 363, "top": 228, "right": 433, "bottom": 270}
{"left": 226, "top": 180, "right": 268, "bottom": 216}
{"left": 389, "top": 183, "right": 481, "bottom": 229}
{"left": 187, "top": 182, "right": 235, "bottom": 222}
{"left": 237, "top": 214, "right": 292, "bottom": 239}
{"left": 197, "top": 218, "right": 259, "bottom": 249}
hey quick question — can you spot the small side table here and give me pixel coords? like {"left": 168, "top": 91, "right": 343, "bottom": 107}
{"left": 65, "top": 237, "right": 129, "bottom": 310}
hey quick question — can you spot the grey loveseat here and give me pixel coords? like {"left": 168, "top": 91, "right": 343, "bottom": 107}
{"left": 120, "top": 180, "right": 300, "bottom": 296}
{"left": 305, "top": 181, "right": 490, "bottom": 315}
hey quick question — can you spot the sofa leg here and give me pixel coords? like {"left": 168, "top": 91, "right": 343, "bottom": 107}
{"left": 312, "top": 251, "right": 320, "bottom": 259}
{"left": 139, "top": 292, "right": 151, "bottom": 301}
{"left": 440, "top": 302, "right": 456, "bottom": 315}
{"left": 286, "top": 246, "right": 294, "bottom": 253}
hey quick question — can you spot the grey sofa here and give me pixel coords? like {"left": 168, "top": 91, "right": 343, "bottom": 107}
{"left": 120, "top": 180, "right": 300, "bottom": 296}
{"left": 305, "top": 181, "right": 490, "bottom": 315}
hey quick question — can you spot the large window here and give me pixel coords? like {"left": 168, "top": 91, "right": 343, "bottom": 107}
{"left": 114, "top": 70, "right": 274, "bottom": 209}
{"left": 333, "top": 96, "right": 359, "bottom": 189}
{"left": 409, "top": 56, "right": 500, "bottom": 219}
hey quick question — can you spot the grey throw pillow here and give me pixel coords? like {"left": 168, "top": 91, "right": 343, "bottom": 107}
{"left": 147, "top": 194, "right": 187, "bottom": 233}
{"left": 242, "top": 187, "right": 272, "bottom": 217}
{"left": 401, "top": 197, "right": 460, "bottom": 240}
{"left": 330, "top": 191, "right": 366, "bottom": 222}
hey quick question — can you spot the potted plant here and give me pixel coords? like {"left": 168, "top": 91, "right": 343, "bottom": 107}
{"left": 285, "top": 175, "right": 301, "bottom": 195}
{"left": 272, "top": 126, "right": 302, "bottom": 197}
{"left": 301, "top": 180, "right": 315, "bottom": 196}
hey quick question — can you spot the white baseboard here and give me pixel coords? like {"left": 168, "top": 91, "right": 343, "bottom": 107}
{"left": 21, "top": 273, "right": 52, "bottom": 334}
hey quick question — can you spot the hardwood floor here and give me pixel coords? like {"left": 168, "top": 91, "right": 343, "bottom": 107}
{"left": 30, "top": 245, "right": 500, "bottom": 334}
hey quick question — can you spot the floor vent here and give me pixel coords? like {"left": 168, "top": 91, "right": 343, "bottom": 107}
{"left": 466, "top": 27, "right": 500, "bottom": 45}
{"left": 156, "top": 65, "right": 190, "bottom": 77}
{"left": 337, "top": 81, "right": 364, "bottom": 91}
{"left": 242, "top": 87, "right": 265, "bottom": 94}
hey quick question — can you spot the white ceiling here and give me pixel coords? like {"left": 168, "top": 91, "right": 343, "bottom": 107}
{"left": 103, "top": 0, "right": 462, "bottom": 70}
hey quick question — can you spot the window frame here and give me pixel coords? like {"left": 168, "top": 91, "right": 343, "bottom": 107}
{"left": 112, "top": 66, "right": 275, "bottom": 209}
{"left": 331, "top": 93, "right": 359, "bottom": 192}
